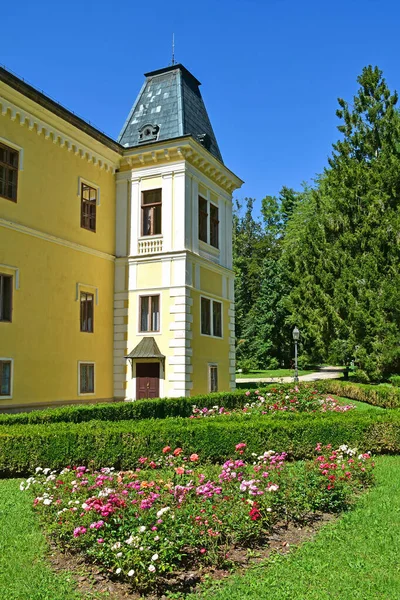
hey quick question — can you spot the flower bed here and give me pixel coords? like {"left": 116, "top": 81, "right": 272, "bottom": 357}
{"left": 22, "top": 443, "right": 374, "bottom": 593}
{"left": 191, "top": 388, "right": 355, "bottom": 418}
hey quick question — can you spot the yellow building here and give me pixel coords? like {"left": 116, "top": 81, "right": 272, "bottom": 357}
{"left": 0, "top": 64, "right": 242, "bottom": 410}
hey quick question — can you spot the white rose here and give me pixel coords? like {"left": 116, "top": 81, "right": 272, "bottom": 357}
{"left": 128, "top": 569, "right": 135, "bottom": 577}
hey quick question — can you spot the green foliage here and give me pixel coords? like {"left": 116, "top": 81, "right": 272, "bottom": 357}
{"left": 349, "top": 369, "right": 370, "bottom": 384}
{"left": 389, "top": 375, "right": 400, "bottom": 387}
{"left": 0, "top": 479, "right": 81, "bottom": 600}
{"left": 0, "top": 390, "right": 250, "bottom": 427}
{"left": 323, "top": 380, "right": 400, "bottom": 408}
{"left": 191, "top": 456, "right": 400, "bottom": 600}
{"left": 24, "top": 446, "right": 373, "bottom": 593}
{"left": 233, "top": 193, "right": 296, "bottom": 370}
{"left": 282, "top": 66, "right": 400, "bottom": 378}
{"left": 2, "top": 409, "right": 400, "bottom": 476}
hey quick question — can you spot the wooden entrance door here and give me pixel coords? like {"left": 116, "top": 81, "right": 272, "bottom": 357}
{"left": 136, "top": 363, "right": 160, "bottom": 399}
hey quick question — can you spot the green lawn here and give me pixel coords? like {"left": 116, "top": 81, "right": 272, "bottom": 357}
{"left": 192, "top": 455, "right": 400, "bottom": 600}
{"left": 0, "top": 478, "right": 82, "bottom": 600}
{"left": 336, "top": 396, "right": 385, "bottom": 412}
{"left": 1, "top": 454, "right": 398, "bottom": 600}
{"left": 236, "top": 369, "right": 312, "bottom": 379}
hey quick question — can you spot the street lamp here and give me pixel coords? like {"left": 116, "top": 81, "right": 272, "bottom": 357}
{"left": 292, "top": 326, "right": 300, "bottom": 383}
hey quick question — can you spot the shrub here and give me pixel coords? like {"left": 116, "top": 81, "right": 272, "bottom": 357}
{"left": 237, "top": 358, "right": 257, "bottom": 374}
{"left": 1, "top": 410, "right": 400, "bottom": 476}
{"left": 0, "top": 384, "right": 329, "bottom": 427}
{"left": 350, "top": 369, "right": 370, "bottom": 384}
{"left": 266, "top": 357, "right": 280, "bottom": 370}
{"left": 22, "top": 443, "right": 374, "bottom": 592}
{"left": 322, "top": 380, "right": 400, "bottom": 409}
{"left": 0, "top": 390, "right": 250, "bottom": 427}
{"left": 389, "top": 375, "right": 400, "bottom": 388}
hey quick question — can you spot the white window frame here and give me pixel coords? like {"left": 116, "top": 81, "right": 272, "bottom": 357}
{"left": 200, "top": 295, "right": 223, "bottom": 339}
{"left": 77, "top": 177, "right": 101, "bottom": 206}
{"left": 137, "top": 292, "right": 162, "bottom": 335}
{"left": 0, "top": 357, "right": 13, "bottom": 399}
{"left": 0, "top": 136, "right": 24, "bottom": 170}
{"left": 198, "top": 191, "right": 220, "bottom": 250}
{"left": 208, "top": 363, "right": 218, "bottom": 393}
{"left": 78, "top": 361, "right": 95, "bottom": 396}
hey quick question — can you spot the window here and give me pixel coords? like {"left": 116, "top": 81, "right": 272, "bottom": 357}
{"left": 140, "top": 295, "right": 160, "bottom": 332}
{"left": 198, "top": 196, "right": 219, "bottom": 249}
{"left": 212, "top": 300, "right": 222, "bottom": 337}
{"left": 79, "top": 363, "right": 94, "bottom": 394}
{"left": 0, "top": 361, "right": 12, "bottom": 396}
{"left": 81, "top": 183, "right": 97, "bottom": 232}
{"left": 141, "top": 189, "right": 162, "bottom": 236}
{"left": 0, "top": 141, "right": 18, "bottom": 202}
{"left": 201, "top": 297, "right": 211, "bottom": 335}
{"left": 201, "top": 297, "right": 222, "bottom": 337}
{"left": 80, "top": 292, "right": 94, "bottom": 332}
{"left": 199, "top": 196, "right": 208, "bottom": 243}
{"left": 209, "top": 365, "right": 218, "bottom": 393}
{"left": 210, "top": 204, "right": 219, "bottom": 248}
{"left": 0, "top": 275, "right": 12, "bottom": 322}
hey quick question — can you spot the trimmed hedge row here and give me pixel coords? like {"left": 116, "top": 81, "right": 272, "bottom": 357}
{"left": 1, "top": 410, "right": 400, "bottom": 476}
{"left": 323, "top": 380, "right": 400, "bottom": 409}
{"left": 1, "top": 380, "right": 396, "bottom": 428}
{"left": 0, "top": 386, "right": 297, "bottom": 427}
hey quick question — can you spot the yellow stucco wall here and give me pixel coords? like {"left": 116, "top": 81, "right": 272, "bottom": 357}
{"left": 0, "top": 91, "right": 117, "bottom": 407}
{"left": 199, "top": 266, "right": 223, "bottom": 297}
{"left": 0, "top": 228, "right": 114, "bottom": 406}
{"left": 190, "top": 285, "right": 231, "bottom": 396}
{"left": 0, "top": 114, "right": 116, "bottom": 255}
{"left": 137, "top": 262, "right": 162, "bottom": 290}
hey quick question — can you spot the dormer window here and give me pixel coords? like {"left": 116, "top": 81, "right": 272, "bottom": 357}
{"left": 197, "top": 133, "right": 211, "bottom": 151}
{"left": 138, "top": 124, "right": 160, "bottom": 143}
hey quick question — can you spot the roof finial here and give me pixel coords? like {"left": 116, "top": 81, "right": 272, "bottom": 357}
{"left": 171, "top": 33, "right": 176, "bottom": 65}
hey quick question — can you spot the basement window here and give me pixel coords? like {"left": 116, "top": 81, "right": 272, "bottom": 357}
{"left": 0, "top": 360, "right": 12, "bottom": 396}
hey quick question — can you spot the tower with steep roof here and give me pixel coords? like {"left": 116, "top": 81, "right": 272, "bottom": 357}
{"left": 114, "top": 64, "right": 243, "bottom": 400}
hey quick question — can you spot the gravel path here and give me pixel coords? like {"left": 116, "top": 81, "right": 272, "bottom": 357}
{"left": 236, "top": 366, "right": 344, "bottom": 384}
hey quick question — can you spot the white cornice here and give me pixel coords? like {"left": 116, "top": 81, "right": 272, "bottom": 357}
{"left": 0, "top": 95, "right": 119, "bottom": 173}
{"left": 0, "top": 218, "right": 115, "bottom": 262}
{"left": 120, "top": 138, "right": 243, "bottom": 195}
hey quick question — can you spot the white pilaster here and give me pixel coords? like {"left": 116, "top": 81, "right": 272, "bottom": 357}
{"left": 162, "top": 173, "right": 173, "bottom": 252}
{"left": 129, "top": 178, "right": 140, "bottom": 256}
{"left": 173, "top": 171, "right": 186, "bottom": 251}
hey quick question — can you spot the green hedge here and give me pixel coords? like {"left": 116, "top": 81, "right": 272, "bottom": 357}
{"left": 0, "top": 386, "right": 297, "bottom": 427}
{"left": 1, "top": 410, "right": 400, "bottom": 476}
{"left": 1, "top": 381, "right": 398, "bottom": 430}
{"left": 323, "top": 380, "right": 400, "bottom": 409}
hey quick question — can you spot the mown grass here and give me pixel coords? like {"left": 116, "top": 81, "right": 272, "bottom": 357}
{"left": 335, "top": 396, "right": 385, "bottom": 412}
{"left": 236, "top": 369, "right": 312, "bottom": 379}
{"left": 0, "top": 478, "right": 83, "bottom": 600}
{"left": 193, "top": 455, "right": 400, "bottom": 600}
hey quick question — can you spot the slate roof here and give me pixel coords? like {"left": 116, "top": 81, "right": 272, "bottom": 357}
{"left": 118, "top": 64, "right": 223, "bottom": 163}
{"left": 125, "top": 337, "right": 165, "bottom": 360}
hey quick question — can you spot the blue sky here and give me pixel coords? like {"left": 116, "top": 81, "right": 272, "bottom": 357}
{"left": 2, "top": 0, "right": 400, "bottom": 212}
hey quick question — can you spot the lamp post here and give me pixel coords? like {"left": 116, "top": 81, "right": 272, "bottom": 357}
{"left": 292, "top": 326, "right": 300, "bottom": 383}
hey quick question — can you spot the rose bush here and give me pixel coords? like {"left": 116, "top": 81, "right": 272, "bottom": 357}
{"left": 191, "top": 388, "right": 355, "bottom": 419}
{"left": 22, "top": 443, "right": 373, "bottom": 592}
